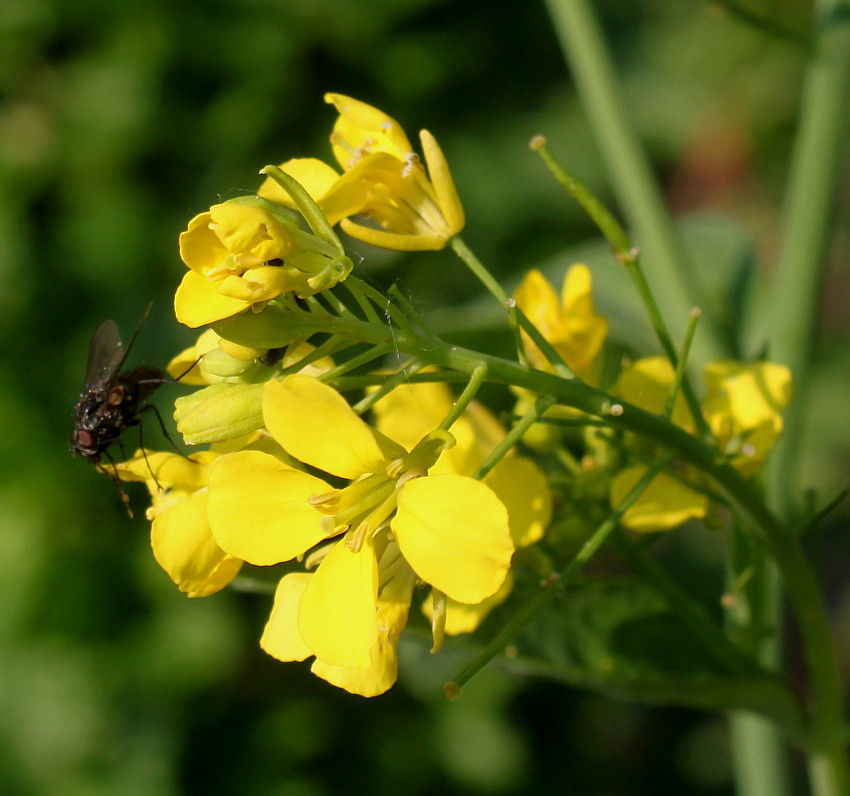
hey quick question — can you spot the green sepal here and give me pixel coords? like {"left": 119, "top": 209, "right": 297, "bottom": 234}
{"left": 224, "top": 194, "right": 301, "bottom": 226}
{"left": 212, "top": 299, "right": 303, "bottom": 350}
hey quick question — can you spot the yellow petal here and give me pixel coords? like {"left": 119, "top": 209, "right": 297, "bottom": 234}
{"left": 215, "top": 265, "right": 292, "bottom": 303}
{"left": 263, "top": 375, "right": 401, "bottom": 479}
{"left": 703, "top": 360, "right": 791, "bottom": 438}
{"left": 371, "top": 378, "right": 454, "bottom": 453}
{"left": 325, "top": 93, "right": 413, "bottom": 165}
{"left": 370, "top": 380, "right": 504, "bottom": 477}
{"left": 393, "top": 475, "right": 513, "bottom": 604}
{"left": 310, "top": 562, "right": 414, "bottom": 696}
{"left": 207, "top": 451, "right": 329, "bottom": 565}
{"left": 558, "top": 264, "right": 608, "bottom": 375}
{"left": 419, "top": 129, "right": 465, "bottom": 235}
{"left": 515, "top": 269, "right": 561, "bottom": 332}
{"left": 561, "top": 262, "right": 592, "bottom": 309}
{"left": 179, "top": 212, "right": 222, "bottom": 274}
{"left": 260, "top": 574, "right": 314, "bottom": 662}
{"left": 615, "top": 357, "right": 693, "bottom": 430}
{"left": 484, "top": 457, "right": 552, "bottom": 547}
{"left": 339, "top": 218, "right": 449, "bottom": 252}
{"left": 610, "top": 465, "right": 709, "bottom": 533}
{"left": 151, "top": 488, "right": 242, "bottom": 597}
{"left": 115, "top": 450, "right": 216, "bottom": 489}
{"left": 175, "top": 270, "right": 250, "bottom": 328}
{"left": 423, "top": 573, "right": 514, "bottom": 636}
{"left": 209, "top": 202, "right": 293, "bottom": 261}
{"left": 298, "top": 536, "right": 378, "bottom": 670}
{"left": 257, "top": 158, "right": 341, "bottom": 208}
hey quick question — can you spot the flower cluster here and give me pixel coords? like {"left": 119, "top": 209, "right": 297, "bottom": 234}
{"left": 112, "top": 95, "right": 791, "bottom": 698}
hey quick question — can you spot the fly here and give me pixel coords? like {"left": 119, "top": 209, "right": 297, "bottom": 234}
{"left": 71, "top": 306, "right": 166, "bottom": 514}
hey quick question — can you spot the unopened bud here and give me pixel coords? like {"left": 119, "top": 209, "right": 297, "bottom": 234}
{"left": 175, "top": 382, "right": 264, "bottom": 444}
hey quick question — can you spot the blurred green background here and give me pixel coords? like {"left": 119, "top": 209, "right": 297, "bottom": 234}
{"left": 2, "top": 0, "right": 848, "bottom": 793}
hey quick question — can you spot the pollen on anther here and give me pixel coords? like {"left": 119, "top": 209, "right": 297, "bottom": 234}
{"left": 402, "top": 152, "right": 420, "bottom": 178}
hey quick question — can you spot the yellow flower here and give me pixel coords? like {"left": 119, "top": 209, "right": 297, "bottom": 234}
{"left": 260, "top": 539, "right": 417, "bottom": 697}
{"left": 258, "top": 94, "right": 465, "bottom": 251}
{"left": 703, "top": 360, "right": 792, "bottom": 476}
{"left": 117, "top": 449, "right": 242, "bottom": 597}
{"left": 175, "top": 198, "right": 351, "bottom": 328}
{"left": 614, "top": 356, "right": 694, "bottom": 430}
{"left": 371, "top": 378, "right": 551, "bottom": 547}
{"left": 371, "top": 378, "right": 552, "bottom": 636}
{"left": 206, "top": 375, "right": 513, "bottom": 695}
{"left": 610, "top": 357, "right": 791, "bottom": 531}
{"left": 513, "top": 264, "right": 608, "bottom": 378}
{"left": 609, "top": 465, "right": 709, "bottom": 533}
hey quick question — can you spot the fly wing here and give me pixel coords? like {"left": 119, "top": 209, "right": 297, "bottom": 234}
{"left": 83, "top": 319, "right": 125, "bottom": 387}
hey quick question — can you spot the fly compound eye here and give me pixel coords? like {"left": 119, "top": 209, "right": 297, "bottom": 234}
{"left": 73, "top": 428, "right": 95, "bottom": 451}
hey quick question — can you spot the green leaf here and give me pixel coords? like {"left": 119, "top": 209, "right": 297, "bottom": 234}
{"left": 507, "top": 578, "right": 802, "bottom": 736}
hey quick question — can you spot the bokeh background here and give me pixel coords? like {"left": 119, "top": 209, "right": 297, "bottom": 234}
{"left": 2, "top": 0, "right": 848, "bottom": 793}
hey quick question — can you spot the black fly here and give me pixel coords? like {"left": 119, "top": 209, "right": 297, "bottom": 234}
{"left": 71, "top": 307, "right": 166, "bottom": 514}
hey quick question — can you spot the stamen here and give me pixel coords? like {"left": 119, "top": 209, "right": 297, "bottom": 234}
{"left": 304, "top": 541, "right": 336, "bottom": 570}
{"left": 430, "top": 589, "right": 447, "bottom": 653}
{"left": 385, "top": 457, "right": 405, "bottom": 479}
{"left": 309, "top": 490, "right": 342, "bottom": 512}
{"left": 396, "top": 466, "right": 427, "bottom": 488}
{"left": 402, "top": 152, "right": 420, "bottom": 178}
{"left": 345, "top": 521, "right": 369, "bottom": 553}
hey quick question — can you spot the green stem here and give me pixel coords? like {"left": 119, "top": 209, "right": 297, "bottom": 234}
{"left": 766, "top": 0, "right": 850, "bottom": 522}
{"left": 543, "top": 0, "right": 726, "bottom": 363}
{"left": 473, "top": 398, "right": 552, "bottom": 481}
{"left": 319, "top": 343, "right": 394, "bottom": 383}
{"left": 533, "top": 138, "right": 631, "bottom": 252}
{"left": 534, "top": 141, "right": 711, "bottom": 440}
{"left": 260, "top": 165, "right": 345, "bottom": 255}
{"left": 350, "top": 360, "right": 428, "bottom": 415}
{"left": 664, "top": 307, "right": 702, "bottom": 421}
{"left": 727, "top": 552, "right": 791, "bottom": 796}
{"left": 514, "top": 305, "right": 575, "bottom": 378}
{"left": 449, "top": 236, "right": 527, "bottom": 363}
{"left": 762, "top": 2, "right": 850, "bottom": 792}
{"left": 623, "top": 253, "right": 713, "bottom": 442}
{"left": 438, "top": 363, "right": 488, "bottom": 432}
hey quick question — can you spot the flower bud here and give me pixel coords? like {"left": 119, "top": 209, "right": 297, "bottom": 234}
{"left": 211, "top": 297, "right": 303, "bottom": 349}
{"left": 175, "top": 195, "right": 352, "bottom": 328}
{"left": 175, "top": 382, "right": 264, "bottom": 445}
{"left": 199, "top": 348, "right": 262, "bottom": 380}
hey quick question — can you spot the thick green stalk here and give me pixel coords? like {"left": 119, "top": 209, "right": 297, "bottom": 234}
{"left": 766, "top": 0, "right": 850, "bottom": 520}
{"left": 763, "top": 2, "right": 850, "bottom": 792}
{"left": 542, "top": 0, "right": 726, "bottom": 363}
